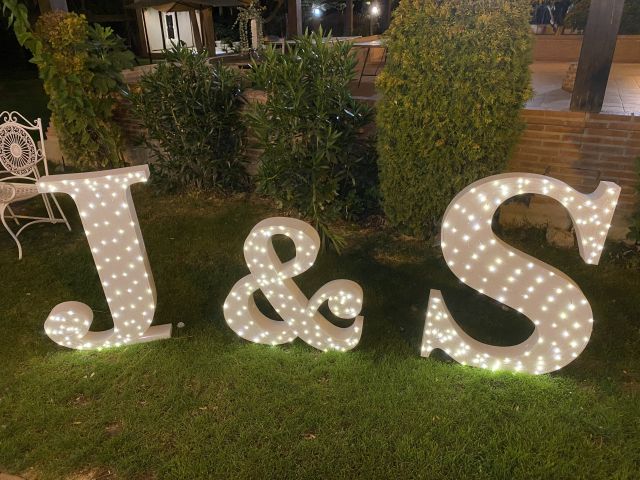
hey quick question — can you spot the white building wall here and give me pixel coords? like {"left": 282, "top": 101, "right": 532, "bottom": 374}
{"left": 142, "top": 8, "right": 202, "bottom": 53}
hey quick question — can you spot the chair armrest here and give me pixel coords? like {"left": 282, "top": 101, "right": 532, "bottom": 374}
{"left": 0, "top": 183, "right": 16, "bottom": 203}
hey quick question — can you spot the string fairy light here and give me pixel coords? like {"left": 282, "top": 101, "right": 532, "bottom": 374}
{"left": 33, "top": 165, "right": 620, "bottom": 373}
{"left": 421, "top": 173, "right": 621, "bottom": 374}
{"left": 37, "top": 165, "right": 172, "bottom": 350}
{"left": 224, "top": 217, "right": 364, "bottom": 352}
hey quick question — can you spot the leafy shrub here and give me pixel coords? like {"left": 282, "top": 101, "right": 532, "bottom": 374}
{"left": 376, "top": 0, "right": 532, "bottom": 237}
{"left": 564, "top": 0, "right": 590, "bottom": 30}
{"left": 627, "top": 158, "right": 640, "bottom": 244}
{"left": 131, "top": 46, "right": 247, "bottom": 193}
{"left": 566, "top": 0, "right": 640, "bottom": 34}
{"left": 3, "top": 2, "right": 134, "bottom": 168}
{"left": 248, "top": 29, "right": 378, "bottom": 248}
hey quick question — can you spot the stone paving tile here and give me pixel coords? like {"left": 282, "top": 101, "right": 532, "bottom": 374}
{"left": 527, "top": 62, "right": 640, "bottom": 114}
{"left": 603, "top": 107, "right": 627, "bottom": 114}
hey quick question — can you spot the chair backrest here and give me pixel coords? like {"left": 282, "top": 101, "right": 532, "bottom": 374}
{"left": 0, "top": 111, "right": 47, "bottom": 180}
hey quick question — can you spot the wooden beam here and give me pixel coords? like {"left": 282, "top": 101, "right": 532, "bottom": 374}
{"left": 38, "top": 0, "right": 68, "bottom": 13}
{"left": 343, "top": 0, "right": 353, "bottom": 36}
{"left": 51, "top": 0, "right": 67, "bottom": 10}
{"left": 201, "top": 8, "right": 216, "bottom": 56}
{"left": 174, "top": 12, "right": 181, "bottom": 44}
{"left": 158, "top": 10, "right": 167, "bottom": 51}
{"left": 286, "top": 0, "right": 302, "bottom": 39}
{"left": 189, "top": 9, "right": 204, "bottom": 52}
{"left": 135, "top": 8, "right": 150, "bottom": 57}
{"left": 570, "top": 0, "right": 625, "bottom": 113}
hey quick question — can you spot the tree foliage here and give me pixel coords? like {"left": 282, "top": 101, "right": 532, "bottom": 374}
{"left": 376, "top": 0, "right": 532, "bottom": 237}
{"left": 2, "top": 1, "right": 134, "bottom": 168}
{"left": 627, "top": 158, "right": 640, "bottom": 244}
{"left": 131, "top": 46, "right": 248, "bottom": 193}
{"left": 565, "top": 0, "right": 640, "bottom": 35}
{"left": 248, "top": 29, "right": 378, "bottom": 249}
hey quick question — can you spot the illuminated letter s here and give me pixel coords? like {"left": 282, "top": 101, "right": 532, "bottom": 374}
{"left": 421, "top": 173, "right": 620, "bottom": 374}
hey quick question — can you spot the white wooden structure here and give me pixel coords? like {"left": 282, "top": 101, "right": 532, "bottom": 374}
{"left": 129, "top": 0, "right": 245, "bottom": 57}
{"left": 141, "top": 7, "right": 203, "bottom": 53}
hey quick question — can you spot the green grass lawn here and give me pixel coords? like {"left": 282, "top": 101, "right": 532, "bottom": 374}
{"left": 0, "top": 190, "right": 639, "bottom": 479}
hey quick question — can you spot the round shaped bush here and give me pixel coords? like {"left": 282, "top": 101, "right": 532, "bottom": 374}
{"left": 376, "top": 0, "right": 532, "bottom": 236}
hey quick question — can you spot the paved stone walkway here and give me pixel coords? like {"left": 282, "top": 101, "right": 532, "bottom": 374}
{"left": 527, "top": 62, "right": 640, "bottom": 115}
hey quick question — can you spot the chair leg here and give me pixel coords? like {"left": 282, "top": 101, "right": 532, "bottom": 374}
{"left": 49, "top": 193, "right": 71, "bottom": 231}
{"left": 6, "top": 205, "right": 20, "bottom": 226}
{"left": 41, "top": 192, "right": 56, "bottom": 221}
{"left": 1, "top": 203, "right": 23, "bottom": 260}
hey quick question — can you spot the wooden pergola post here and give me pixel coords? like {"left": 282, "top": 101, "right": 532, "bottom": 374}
{"left": 38, "top": 0, "right": 69, "bottom": 13}
{"left": 286, "top": 0, "right": 302, "bottom": 39}
{"left": 343, "top": 0, "right": 353, "bottom": 36}
{"left": 570, "top": 0, "right": 625, "bottom": 113}
{"left": 157, "top": 10, "right": 167, "bottom": 50}
{"left": 135, "top": 8, "right": 150, "bottom": 57}
{"left": 189, "top": 9, "right": 204, "bottom": 51}
{"left": 201, "top": 7, "right": 216, "bottom": 56}
{"left": 38, "top": 0, "right": 68, "bottom": 12}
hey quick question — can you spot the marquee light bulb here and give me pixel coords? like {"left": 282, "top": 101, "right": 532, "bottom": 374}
{"left": 37, "top": 165, "right": 172, "bottom": 350}
{"left": 421, "top": 173, "right": 620, "bottom": 374}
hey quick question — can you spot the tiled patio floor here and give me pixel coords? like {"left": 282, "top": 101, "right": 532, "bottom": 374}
{"left": 353, "top": 62, "right": 640, "bottom": 115}
{"left": 527, "top": 63, "right": 640, "bottom": 115}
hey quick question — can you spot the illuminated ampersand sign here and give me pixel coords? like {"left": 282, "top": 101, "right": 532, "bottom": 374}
{"left": 37, "top": 165, "right": 172, "bottom": 350}
{"left": 421, "top": 173, "right": 621, "bottom": 374}
{"left": 224, "top": 217, "right": 364, "bottom": 351}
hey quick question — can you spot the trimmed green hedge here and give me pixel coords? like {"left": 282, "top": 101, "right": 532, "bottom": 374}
{"left": 376, "top": 0, "right": 532, "bottom": 237}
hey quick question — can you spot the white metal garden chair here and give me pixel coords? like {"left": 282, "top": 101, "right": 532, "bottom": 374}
{"left": 0, "top": 111, "right": 70, "bottom": 259}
